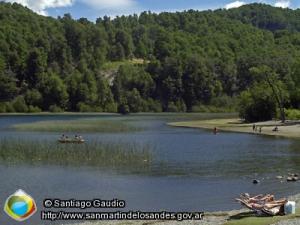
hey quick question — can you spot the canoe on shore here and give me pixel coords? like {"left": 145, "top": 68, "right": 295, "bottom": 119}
{"left": 58, "top": 139, "right": 85, "bottom": 144}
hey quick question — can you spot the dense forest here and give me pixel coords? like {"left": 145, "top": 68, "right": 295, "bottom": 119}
{"left": 0, "top": 2, "right": 300, "bottom": 120}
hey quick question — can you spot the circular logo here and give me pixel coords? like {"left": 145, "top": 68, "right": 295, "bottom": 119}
{"left": 4, "top": 189, "right": 37, "bottom": 221}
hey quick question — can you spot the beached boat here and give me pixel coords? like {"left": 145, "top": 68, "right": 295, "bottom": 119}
{"left": 58, "top": 139, "right": 85, "bottom": 144}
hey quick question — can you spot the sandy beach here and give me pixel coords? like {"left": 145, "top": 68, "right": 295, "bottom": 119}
{"left": 169, "top": 119, "right": 300, "bottom": 139}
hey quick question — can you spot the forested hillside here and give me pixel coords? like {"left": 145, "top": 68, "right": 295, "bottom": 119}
{"left": 0, "top": 2, "right": 300, "bottom": 116}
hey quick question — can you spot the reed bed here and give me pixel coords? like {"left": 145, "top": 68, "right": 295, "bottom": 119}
{"left": 12, "top": 119, "right": 139, "bottom": 133}
{"left": 0, "top": 139, "right": 152, "bottom": 170}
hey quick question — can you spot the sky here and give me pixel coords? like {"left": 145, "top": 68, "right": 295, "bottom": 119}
{"left": 1, "top": 0, "right": 300, "bottom": 21}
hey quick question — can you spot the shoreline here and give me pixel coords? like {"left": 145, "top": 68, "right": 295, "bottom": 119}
{"left": 166, "top": 118, "right": 300, "bottom": 224}
{"left": 62, "top": 194, "right": 300, "bottom": 225}
{"left": 169, "top": 118, "right": 300, "bottom": 139}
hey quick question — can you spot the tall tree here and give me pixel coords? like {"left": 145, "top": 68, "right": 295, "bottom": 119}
{"left": 250, "top": 66, "right": 289, "bottom": 122}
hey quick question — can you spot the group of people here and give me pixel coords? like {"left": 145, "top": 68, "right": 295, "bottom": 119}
{"left": 252, "top": 124, "right": 279, "bottom": 133}
{"left": 60, "top": 134, "right": 83, "bottom": 141}
{"left": 252, "top": 124, "right": 263, "bottom": 133}
{"left": 236, "top": 193, "right": 288, "bottom": 216}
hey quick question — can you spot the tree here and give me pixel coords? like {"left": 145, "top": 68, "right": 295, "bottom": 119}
{"left": 25, "top": 89, "right": 42, "bottom": 107}
{"left": 112, "top": 64, "right": 155, "bottom": 113}
{"left": 39, "top": 72, "right": 69, "bottom": 110}
{"left": 0, "top": 2, "right": 300, "bottom": 113}
{"left": 12, "top": 96, "right": 28, "bottom": 112}
{"left": 159, "top": 57, "right": 183, "bottom": 110}
{"left": 250, "top": 66, "right": 289, "bottom": 122}
{"left": 0, "top": 69, "right": 18, "bottom": 101}
{"left": 110, "top": 43, "right": 125, "bottom": 61}
{"left": 115, "top": 30, "right": 133, "bottom": 58}
{"left": 182, "top": 55, "right": 217, "bottom": 109}
{"left": 26, "top": 48, "right": 47, "bottom": 87}
{"left": 290, "top": 58, "right": 300, "bottom": 108}
{"left": 239, "top": 83, "right": 277, "bottom": 122}
{"left": 96, "top": 76, "right": 116, "bottom": 112}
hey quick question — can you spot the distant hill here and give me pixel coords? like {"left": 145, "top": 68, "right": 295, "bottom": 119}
{"left": 0, "top": 2, "right": 299, "bottom": 113}
{"left": 222, "top": 3, "right": 300, "bottom": 32}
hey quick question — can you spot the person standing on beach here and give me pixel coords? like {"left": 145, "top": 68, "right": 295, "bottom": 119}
{"left": 253, "top": 124, "right": 256, "bottom": 132}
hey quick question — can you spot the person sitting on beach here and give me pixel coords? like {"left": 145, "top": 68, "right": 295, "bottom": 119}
{"left": 61, "top": 134, "right": 66, "bottom": 140}
{"left": 236, "top": 197, "right": 287, "bottom": 210}
{"left": 273, "top": 126, "right": 279, "bottom": 132}
{"left": 236, "top": 193, "right": 288, "bottom": 216}
{"left": 240, "top": 193, "right": 274, "bottom": 204}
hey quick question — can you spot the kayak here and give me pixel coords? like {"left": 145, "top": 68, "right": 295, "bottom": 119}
{"left": 58, "top": 139, "right": 85, "bottom": 144}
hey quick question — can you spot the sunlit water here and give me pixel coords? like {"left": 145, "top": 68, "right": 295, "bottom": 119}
{"left": 0, "top": 114, "right": 299, "bottom": 225}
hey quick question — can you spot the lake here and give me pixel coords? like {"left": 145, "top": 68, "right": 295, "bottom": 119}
{"left": 0, "top": 114, "right": 299, "bottom": 225}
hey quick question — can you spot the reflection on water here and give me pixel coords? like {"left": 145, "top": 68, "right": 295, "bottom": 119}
{"left": 0, "top": 114, "right": 299, "bottom": 225}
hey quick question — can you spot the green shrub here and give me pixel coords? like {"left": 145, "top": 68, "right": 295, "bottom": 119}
{"left": 25, "top": 89, "right": 42, "bottom": 106}
{"left": 285, "top": 109, "right": 300, "bottom": 120}
{"left": 191, "top": 104, "right": 210, "bottom": 113}
{"left": 12, "top": 96, "right": 28, "bottom": 112}
{"left": 49, "top": 105, "right": 63, "bottom": 113}
{"left": 166, "top": 102, "right": 179, "bottom": 112}
{"left": 5, "top": 102, "right": 15, "bottom": 112}
{"left": 147, "top": 99, "right": 162, "bottom": 112}
{"left": 28, "top": 105, "right": 42, "bottom": 113}
{"left": 0, "top": 103, "right": 6, "bottom": 113}
{"left": 77, "top": 102, "right": 93, "bottom": 112}
{"left": 93, "top": 106, "right": 103, "bottom": 112}
{"left": 210, "top": 95, "right": 237, "bottom": 112}
{"left": 118, "top": 104, "right": 130, "bottom": 114}
{"left": 175, "top": 100, "right": 187, "bottom": 112}
{"left": 190, "top": 104, "right": 235, "bottom": 113}
{"left": 238, "top": 86, "right": 277, "bottom": 122}
{"left": 104, "top": 103, "right": 117, "bottom": 113}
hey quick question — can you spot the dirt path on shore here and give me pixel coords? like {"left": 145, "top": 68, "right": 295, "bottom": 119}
{"left": 169, "top": 119, "right": 300, "bottom": 139}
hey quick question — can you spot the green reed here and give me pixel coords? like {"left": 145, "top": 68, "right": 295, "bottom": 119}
{"left": 12, "top": 119, "right": 139, "bottom": 133}
{"left": 0, "top": 139, "right": 152, "bottom": 170}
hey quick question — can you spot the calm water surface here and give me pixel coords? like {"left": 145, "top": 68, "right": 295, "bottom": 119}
{"left": 0, "top": 114, "right": 299, "bottom": 225}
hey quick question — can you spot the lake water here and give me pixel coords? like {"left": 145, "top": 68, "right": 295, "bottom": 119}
{"left": 0, "top": 114, "right": 299, "bottom": 225}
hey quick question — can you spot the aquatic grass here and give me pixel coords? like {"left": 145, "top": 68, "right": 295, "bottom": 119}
{"left": 11, "top": 118, "right": 140, "bottom": 133}
{"left": 0, "top": 139, "right": 152, "bottom": 170}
